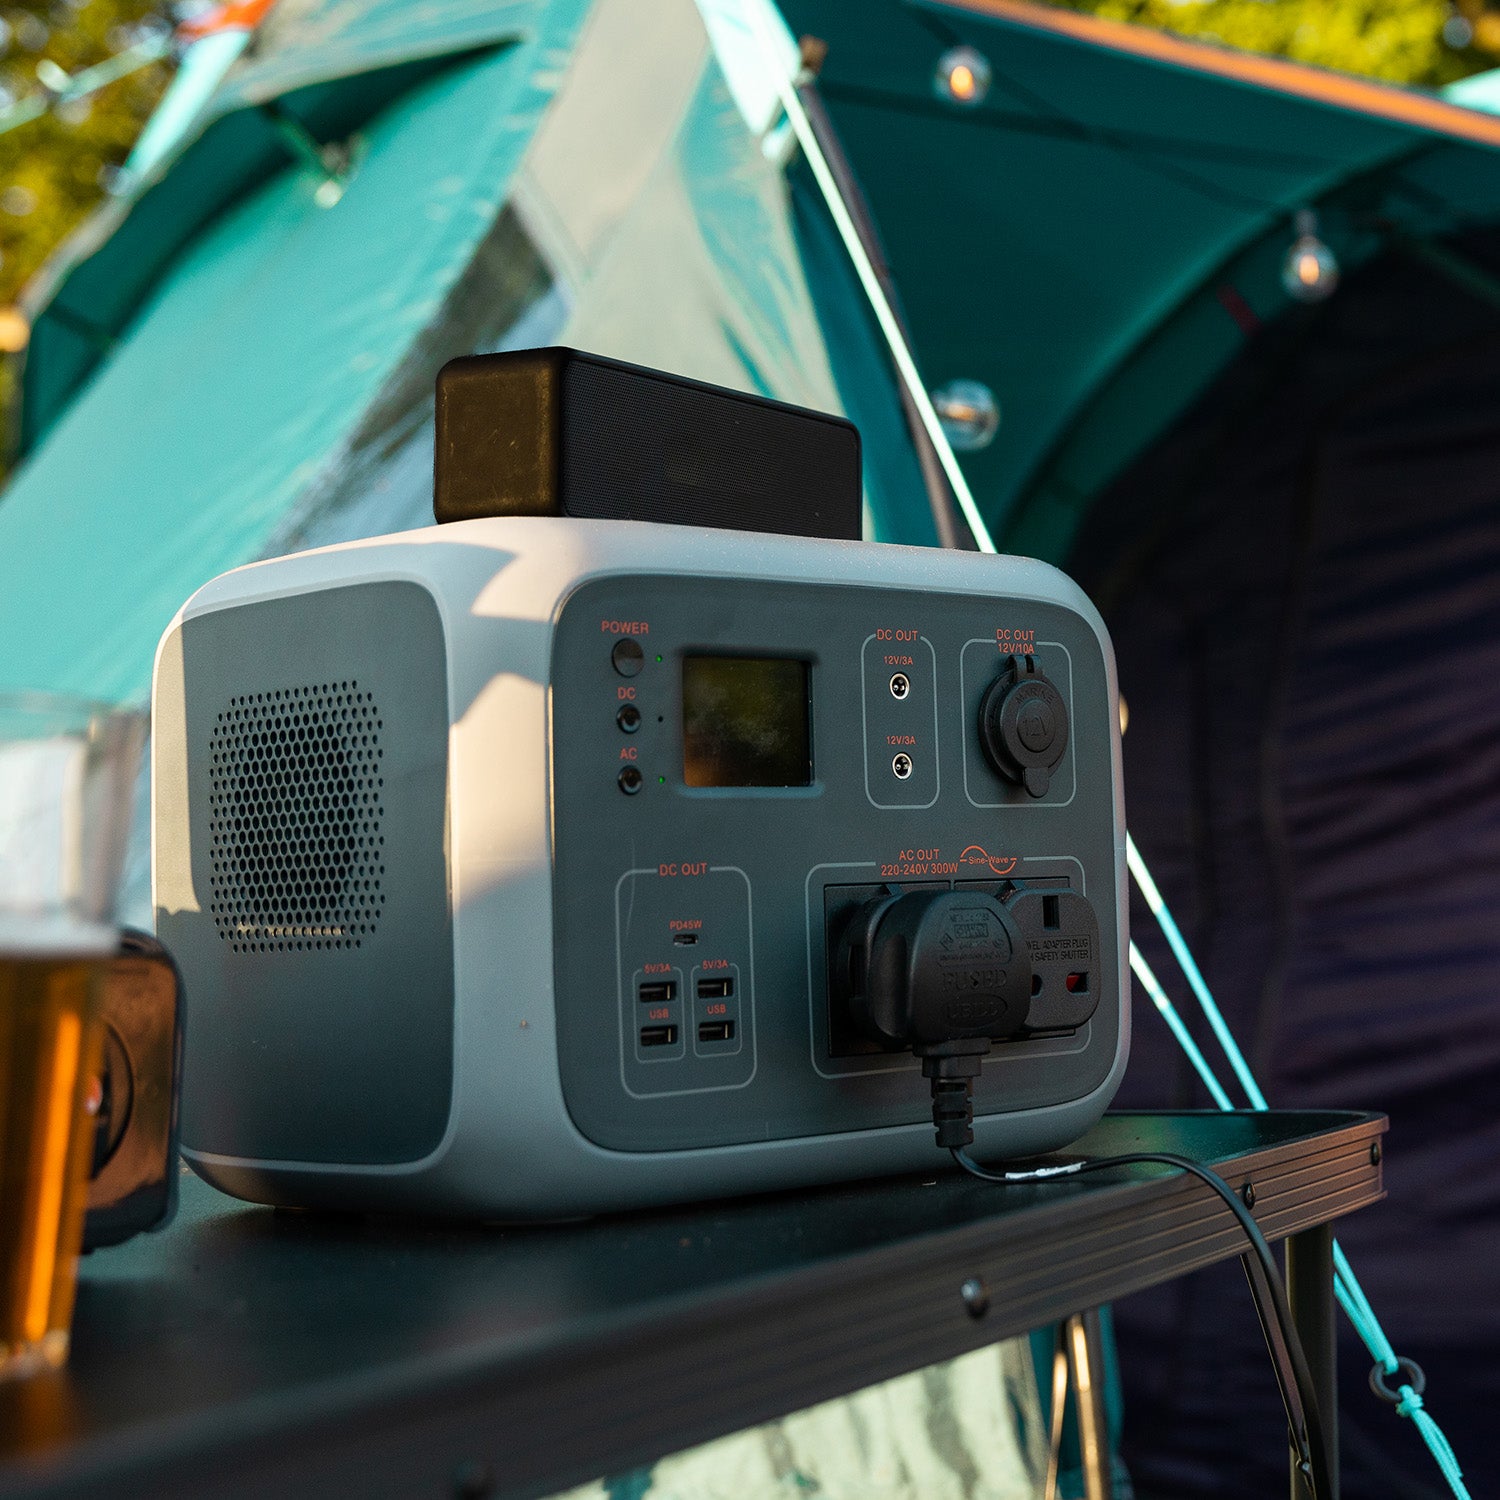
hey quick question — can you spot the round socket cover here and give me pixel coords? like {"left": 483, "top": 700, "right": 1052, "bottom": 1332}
{"left": 978, "top": 655, "right": 1068, "bottom": 797}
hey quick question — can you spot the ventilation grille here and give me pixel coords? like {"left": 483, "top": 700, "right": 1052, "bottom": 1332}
{"left": 208, "top": 682, "right": 385, "bottom": 953}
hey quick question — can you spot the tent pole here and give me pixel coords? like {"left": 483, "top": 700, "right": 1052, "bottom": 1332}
{"left": 791, "top": 49, "right": 975, "bottom": 550}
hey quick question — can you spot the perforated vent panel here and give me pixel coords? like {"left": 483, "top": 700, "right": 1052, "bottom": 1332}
{"left": 207, "top": 682, "right": 386, "bottom": 953}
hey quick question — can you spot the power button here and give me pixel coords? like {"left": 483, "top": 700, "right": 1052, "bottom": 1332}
{"left": 612, "top": 639, "right": 645, "bottom": 677}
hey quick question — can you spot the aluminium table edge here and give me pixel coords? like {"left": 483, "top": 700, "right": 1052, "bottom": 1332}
{"left": 0, "top": 1110, "right": 1386, "bottom": 1500}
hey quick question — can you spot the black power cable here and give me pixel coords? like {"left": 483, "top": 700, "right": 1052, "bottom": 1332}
{"left": 833, "top": 881, "right": 1332, "bottom": 1494}
{"left": 950, "top": 1143, "right": 1335, "bottom": 1500}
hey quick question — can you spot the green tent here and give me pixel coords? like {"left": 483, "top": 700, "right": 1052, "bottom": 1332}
{"left": 6, "top": 4, "right": 1500, "bottom": 1493}
{"left": 10, "top": 0, "right": 1500, "bottom": 707}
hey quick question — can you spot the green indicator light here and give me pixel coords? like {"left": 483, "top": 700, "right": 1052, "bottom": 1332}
{"left": 658, "top": 775, "right": 666, "bottom": 784}
{"left": 656, "top": 654, "right": 663, "bottom": 663}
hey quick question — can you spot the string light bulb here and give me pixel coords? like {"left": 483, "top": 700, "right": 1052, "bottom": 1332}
{"left": 0, "top": 307, "right": 30, "bottom": 353}
{"left": 33, "top": 58, "right": 69, "bottom": 100}
{"left": 931, "top": 379, "right": 1000, "bottom": 451}
{"left": 934, "top": 46, "right": 990, "bottom": 106}
{"left": 1281, "top": 209, "right": 1339, "bottom": 303}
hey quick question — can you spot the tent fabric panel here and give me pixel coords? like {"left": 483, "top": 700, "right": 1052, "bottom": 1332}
{"left": 19, "top": 104, "right": 285, "bottom": 454}
{"left": 779, "top": 0, "right": 1436, "bottom": 537}
{"left": 1384, "top": 128, "right": 1500, "bottom": 219}
{"left": 0, "top": 40, "right": 557, "bottom": 704}
{"left": 507, "top": 0, "right": 860, "bottom": 494}
{"left": 1004, "top": 136, "right": 1500, "bottom": 560}
{"left": 1001, "top": 280, "right": 1254, "bottom": 563}
{"left": 214, "top": 0, "right": 545, "bottom": 112}
{"left": 272, "top": 0, "right": 889, "bottom": 562}
{"left": 18, "top": 47, "right": 529, "bottom": 455}
{"left": 793, "top": 0, "right": 1428, "bottom": 158}
{"left": 813, "top": 86, "right": 1393, "bottom": 527}
{"left": 944, "top": 0, "right": 1500, "bottom": 150}
{"left": 1067, "top": 242, "right": 1500, "bottom": 1499}
{"left": 2, "top": 0, "right": 908, "bottom": 714}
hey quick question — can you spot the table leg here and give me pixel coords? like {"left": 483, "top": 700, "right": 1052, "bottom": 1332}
{"left": 1066, "top": 1310, "right": 1113, "bottom": 1500}
{"left": 1285, "top": 1223, "right": 1338, "bottom": 1500}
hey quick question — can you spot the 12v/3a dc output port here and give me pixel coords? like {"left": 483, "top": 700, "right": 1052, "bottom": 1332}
{"left": 890, "top": 673, "right": 911, "bottom": 700}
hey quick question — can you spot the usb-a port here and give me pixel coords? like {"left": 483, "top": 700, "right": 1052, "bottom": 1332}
{"left": 696, "top": 977, "right": 734, "bottom": 1000}
{"left": 698, "top": 1020, "right": 735, "bottom": 1044}
{"left": 638, "top": 980, "right": 677, "bottom": 1003}
{"left": 640, "top": 1024, "right": 678, "bottom": 1048}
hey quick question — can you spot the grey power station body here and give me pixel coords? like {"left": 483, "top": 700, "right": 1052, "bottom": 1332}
{"left": 153, "top": 518, "right": 1129, "bottom": 1219}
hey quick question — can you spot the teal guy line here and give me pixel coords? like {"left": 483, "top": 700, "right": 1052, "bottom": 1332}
{"left": 1126, "top": 835, "right": 1267, "bottom": 1109}
{"left": 1127, "top": 941, "right": 1234, "bottom": 1110}
{"left": 1127, "top": 833, "right": 1471, "bottom": 1500}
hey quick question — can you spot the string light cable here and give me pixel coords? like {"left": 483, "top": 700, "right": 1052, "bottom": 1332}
{"left": 0, "top": 27, "right": 174, "bottom": 140}
{"left": 741, "top": 7, "right": 1471, "bottom": 1494}
{"left": 0, "top": 1, "right": 279, "bottom": 146}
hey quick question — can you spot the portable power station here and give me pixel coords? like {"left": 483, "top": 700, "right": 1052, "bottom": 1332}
{"left": 152, "top": 517, "right": 1127, "bottom": 1218}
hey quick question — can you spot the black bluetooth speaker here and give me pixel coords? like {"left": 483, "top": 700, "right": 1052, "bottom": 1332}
{"left": 433, "top": 348, "right": 862, "bottom": 540}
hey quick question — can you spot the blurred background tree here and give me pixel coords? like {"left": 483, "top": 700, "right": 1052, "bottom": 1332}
{"left": 1059, "top": 0, "right": 1500, "bottom": 87}
{"left": 4, "top": 0, "right": 1500, "bottom": 468}
{"left": 0, "top": 0, "right": 171, "bottom": 449}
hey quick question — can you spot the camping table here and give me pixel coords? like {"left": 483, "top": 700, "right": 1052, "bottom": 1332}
{"left": 0, "top": 1109, "right": 1383, "bottom": 1500}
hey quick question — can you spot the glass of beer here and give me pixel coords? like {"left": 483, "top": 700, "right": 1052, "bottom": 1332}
{"left": 0, "top": 692, "right": 145, "bottom": 1380}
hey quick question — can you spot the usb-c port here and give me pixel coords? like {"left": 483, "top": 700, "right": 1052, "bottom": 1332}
{"left": 672, "top": 933, "right": 698, "bottom": 946}
{"left": 640, "top": 1025, "right": 677, "bottom": 1048}
{"left": 696, "top": 977, "right": 734, "bottom": 1000}
{"left": 638, "top": 980, "right": 676, "bottom": 1003}
{"left": 698, "top": 1020, "right": 735, "bottom": 1044}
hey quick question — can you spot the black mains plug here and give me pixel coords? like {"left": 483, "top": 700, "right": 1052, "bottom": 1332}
{"left": 829, "top": 882, "right": 1104, "bottom": 1147}
{"left": 839, "top": 888, "right": 1032, "bottom": 1049}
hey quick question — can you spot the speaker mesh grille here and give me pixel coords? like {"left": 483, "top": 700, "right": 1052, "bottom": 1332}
{"left": 207, "top": 682, "right": 386, "bottom": 953}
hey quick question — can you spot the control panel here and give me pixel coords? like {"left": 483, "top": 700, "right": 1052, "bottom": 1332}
{"left": 551, "top": 574, "right": 1121, "bottom": 1154}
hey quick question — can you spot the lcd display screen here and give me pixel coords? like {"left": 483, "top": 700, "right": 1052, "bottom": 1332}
{"left": 681, "top": 656, "right": 812, "bottom": 787}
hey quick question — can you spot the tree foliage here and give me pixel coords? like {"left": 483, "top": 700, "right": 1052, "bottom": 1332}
{"left": 0, "top": 0, "right": 169, "bottom": 448}
{"left": 0, "top": 1, "right": 170, "bottom": 309}
{"left": 1060, "top": 0, "right": 1500, "bottom": 89}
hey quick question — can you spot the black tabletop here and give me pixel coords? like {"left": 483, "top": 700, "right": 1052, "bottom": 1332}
{"left": 0, "top": 1110, "right": 1384, "bottom": 1500}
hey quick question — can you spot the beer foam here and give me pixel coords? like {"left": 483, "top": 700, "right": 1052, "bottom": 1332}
{"left": 0, "top": 912, "right": 115, "bottom": 957}
{"left": 0, "top": 739, "right": 116, "bottom": 953}
{"left": 0, "top": 906, "right": 116, "bottom": 954}
{"left": 0, "top": 737, "right": 85, "bottom": 913}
